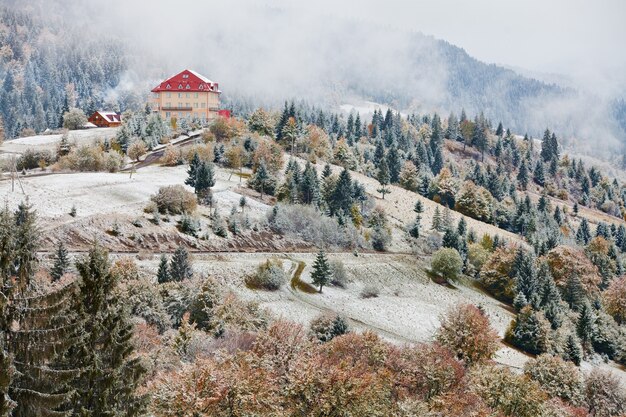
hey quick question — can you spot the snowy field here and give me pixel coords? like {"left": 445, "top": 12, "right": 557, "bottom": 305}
{"left": 0, "top": 128, "right": 118, "bottom": 155}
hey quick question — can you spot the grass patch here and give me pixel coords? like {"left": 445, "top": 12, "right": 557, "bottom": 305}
{"left": 290, "top": 261, "right": 317, "bottom": 293}
{"left": 236, "top": 172, "right": 252, "bottom": 179}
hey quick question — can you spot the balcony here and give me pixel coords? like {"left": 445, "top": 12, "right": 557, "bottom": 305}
{"left": 160, "top": 106, "right": 192, "bottom": 111}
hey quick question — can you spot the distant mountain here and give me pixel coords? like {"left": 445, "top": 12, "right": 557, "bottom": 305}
{"left": 1, "top": 1, "right": 624, "bottom": 160}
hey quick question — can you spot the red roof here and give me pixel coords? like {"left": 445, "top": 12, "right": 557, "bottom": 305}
{"left": 151, "top": 69, "right": 220, "bottom": 93}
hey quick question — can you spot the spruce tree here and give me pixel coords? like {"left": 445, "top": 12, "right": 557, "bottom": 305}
{"left": 71, "top": 245, "right": 146, "bottom": 415}
{"left": 330, "top": 169, "right": 353, "bottom": 216}
{"left": 157, "top": 254, "right": 170, "bottom": 284}
{"left": 376, "top": 158, "right": 391, "bottom": 200}
{"left": 576, "top": 218, "right": 591, "bottom": 245}
{"left": 517, "top": 161, "right": 529, "bottom": 190}
{"left": 311, "top": 250, "right": 331, "bottom": 293}
{"left": 50, "top": 241, "right": 69, "bottom": 281}
{"left": 432, "top": 206, "right": 443, "bottom": 231}
{"left": 0, "top": 203, "right": 79, "bottom": 416}
{"left": 194, "top": 161, "right": 215, "bottom": 202}
{"left": 564, "top": 334, "right": 582, "bottom": 366}
{"left": 185, "top": 152, "right": 200, "bottom": 188}
{"left": 576, "top": 302, "right": 596, "bottom": 354}
{"left": 170, "top": 246, "right": 193, "bottom": 282}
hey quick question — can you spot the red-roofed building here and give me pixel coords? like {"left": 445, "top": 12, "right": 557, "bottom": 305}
{"left": 150, "top": 69, "right": 221, "bottom": 123}
{"left": 88, "top": 111, "right": 122, "bottom": 127}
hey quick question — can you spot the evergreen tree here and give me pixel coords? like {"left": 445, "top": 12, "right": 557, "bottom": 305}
{"left": 533, "top": 161, "right": 545, "bottom": 186}
{"left": 299, "top": 162, "right": 320, "bottom": 205}
{"left": 576, "top": 218, "right": 591, "bottom": 245}
{"left": 517, "top": 161, "right": 529, "bottom": 190}
{"left": 457, "top": 217, "right": 467, "bottom": 237}
{"left": 169, "top": 246, "right": 193, "bottom": 282}
{"left": 157, "top": 254, "right": 170, "bottom": 284}
{"left": 311, "top": 250, "right": 331, "bottom": 293}
{"left": 0, "top": 203, "right": 78, "bottom": 416}
{"left": 442, "top": 228, "right": 460, "bottom": 251}
{"left": 185, "top": 152, "right": 200, "bottom": 188}
{"left": 386, "top": 145, "right": 401, "bottom": 183}
{"left": 432, "top": 206, "right": 443, "bottom": 231}
{"left": 576, "top": 302, "right": 596, "bottom": 353}
{"left": 71, "top": 245, "right": 146, "bottom": 415}
{"left": 250, "top": 161, "right": 271, "bottom": 200}
{"left": 376, "top": 158, "right": 391, "bottom": 200}
{"left": 431, "top": 146, "right": 444, "bottom": 175}
{"left": 564, "top": 334, "right": 582, "bottom": 366}
{"left": 194, "top": 161, "right": 215, "bottom": 198}
{"left": 50, "top": 241, "right": 69, "bottom": 281}
{"left": 330, "top": 169, "right": 353, "bottom": 216}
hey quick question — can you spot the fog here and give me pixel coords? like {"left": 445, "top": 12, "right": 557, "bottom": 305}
{"left": 18, "top": 0, "right": 626, "bottom": 154}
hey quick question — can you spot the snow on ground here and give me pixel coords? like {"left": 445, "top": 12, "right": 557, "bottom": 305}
{"left": 0, "top": 128, "right": 118, "bottom": 154}
{"left": 0, "top": 165, "right": 269, "bottom": 225}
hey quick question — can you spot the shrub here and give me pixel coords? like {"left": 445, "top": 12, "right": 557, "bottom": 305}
{"left": 480, "top": 245, "right": 517, "bottom": 303}
{"left": 269, "top": 204, "right": 364, "bottom": 249}
{"left": 371, "top": 225, "right": 391, "bottom": 252}
{"left": 179, "top": 214, "right": 200, "bottom": 237}
{"left": 436, "top": 304, "right": 500, "bottom": 366}
{"left": 150, "top": 185, "right": 197, "bottom": 214}
{"left": 585, "top": 369, "right": 626, "bottom": 417}
{"left": 524, "top": 354, "right": 584, "bottom": 406}
{"left": 128, "top": 140, "right": 148, "bottom": 161}
{"left": 602, "top": 276, "right": 626, "bottom": 324}
{"left": 161, "top": 144, "right": 182, "bottom": 166}
{"left": 309, "top": 313, "right": 350, "bottom": 342}
{"left": 394, "top": 342, "right": 465, "bottom": 402}
{"left": 431, "top": 247, "right": 463, "bottom": 281}
{"left": 330, "top": 259, "right": 348, "bottom": 288}
{"left": 17, "top": 149, "right": 55, "bottom": 170}
{"left": 245, "top": 259, "right": 287, "bottom": 291}
{"left": 56, "top": 145, "right": 124, "bottom": 172}
{"left": 469, "top": 364, "right": 548, "bottom": 417}
{"left": 62, "top": 107, "right": 87, "bottom": 130}
{"left": 124, "top": 278, "right": 171, "bottom": 333}
{"left": 111, "top": 257, "right": 141, "bottom": 281}
{"left": 360, "top": 285, "right": 380, "bottom": 299}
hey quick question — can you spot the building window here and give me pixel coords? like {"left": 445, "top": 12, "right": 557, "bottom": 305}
{"left": 166, "top": 102, "right": 171, "bottom": 107}
{"left": 194, "top": 92, "right": 199, "bottom": 98}
{"left": 199, "top": 84, "right": 204, "bottom": 90}
{"left": 166, "top": 83, "right": 171, "bottom": 89}
{"left": 178, "top": 84, "right": 183, "bottom": 89}
{"left": 185, "top": 84, "right": 190, "bottom": 89}
{"left": 185, "top": 103, "right": 190, "bottom": 108}
{"left": 179, "top": 112, "right": 183, "bottom": 118}
{"left": 183, "top": 74, "right": 189, "bottom": 78}
{"left": 166, "top": 112, "right": 171, "bottom": 118}
{"left": 201, "top": 102, "right": 206, "bottom": 108}
{"left": 178, "top": 93, "right": 182, "bottom": 98}
{"left": 186, "top": 93, "right": 190, "bottom": 98}
{"left": 166, "top": 92, "right": 171, "bottom": 98}
{"left": 194, "top": 102, "right": 198, "bottom": 108}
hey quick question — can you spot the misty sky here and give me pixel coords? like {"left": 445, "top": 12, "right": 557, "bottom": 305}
{"left": 272, "top": 0, "right": 626, "bottom": 89}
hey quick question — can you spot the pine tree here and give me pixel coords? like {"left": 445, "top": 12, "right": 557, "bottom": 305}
{"left": 50, "top": 241, "right": 69, "bottom": 281}
{"left": 71, "top": 245, "right": 146, "bottom": 415}
{"left": 432, "top": 206, "right": 443, "bottom": 231}
{"left": 576, "top": 302, "right": 596, "bottom": 353}
{"left": 185, "top": 152, "right": 200, "bottom": 188}
{"left": 457, "top": 217, "right": 467, "bottom": 237}
{"left": 330, "top": 169, "right": 353, "bottom": 216}
{"left": 170, "top": 246, "right": 193, "bottom": 282}
{"left": 533, "top": 161, "right": 545, "bottom": 186}
{"left": 442, "top": 228, "right": 460, "bottom": 251}
{"left": 564, "top": 334, "right": 582, "bottom": 366}
{"left": 376, "top": 158, "right": 391, "bottom": 200}
{"left": 386, "top": 145, "right": 401, "bottom": 183}
{"left": 576, "top": 218, "right": 591, "bottom": 245}
{"left": 311, "top": 250, "right": 331, "bottom": 293}
{"left": 157, "top": 254, "right": 170, "bottom": 284}
{"left": 194, "top": 161, "right": 215, "bottom": 197}
{"left": 517, "top": 161, "right": 529, "bottom": 190}
{"left": 0, "top": 203, "right": 79, "bottom": 416}
{"left": 251, "top": 161, "right": 271, "bottom": 201}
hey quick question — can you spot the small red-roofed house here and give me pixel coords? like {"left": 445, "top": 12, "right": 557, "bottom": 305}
{"left": 88, "top": 111, "right": 122, "bottom": 128}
